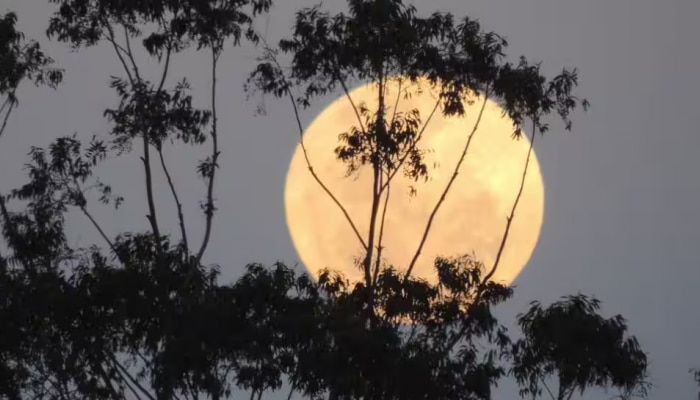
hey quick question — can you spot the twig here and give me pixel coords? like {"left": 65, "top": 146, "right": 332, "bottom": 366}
{"left": 156, "top": 18, "right": 172, "bottom": 92}
{"left": 404, "top": 93, "right": 489, "bottom": 280}
{"left": 104, "top": 21, "right": 160, "bottom": 244}
{"left": 444, "top": 116, "right": 537, "bottom": 354}
{"left": 372, "top": 180, "right": 391, "bottom": 286}
{"left": 122, "top": 25, "right": 141, "bottom": 81}
{"left": 379, "top": 97, "right": 441, "bottom": 193}
{"left": 95, "top": 362, "right": 123, "bottom": 400}
{"left": 79, "top": 205, "right": 116, "bottom": 254}
{"left": 196, "top": 47, "right": 221, "bottom": 265}
{"left": 286, "top": 382, "right": 296, "bottom": 400}
{"left": 0, "top": 93, "right": 16, "bottom": 141}
{"left": 158, "top": 148, "right": 189, "bottom": 254}
{"left": 482, "top": 119, "right": 535, "bottom": 284}
{"left": 335, "top": 72, "right": 368, "bottom": 136}
{"left": 362, "top": 76, "right": 388, "bottom": 287}
{"left": 0, "top": 94, "right": 11, "bottom": 115}
{"left": 388, "top": 78, "right": 403, "bottom": 128}
{"left": 157, "top": 45, "right": 171, "bottom": 92}
{"left": 110, "top": 355, "right": 155, "bottom": 400}
{"left": 116, "top": 24, "right": 160, "bottom": 244}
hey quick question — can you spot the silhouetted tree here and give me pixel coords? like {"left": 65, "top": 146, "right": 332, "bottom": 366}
{"left": 247, "top": 0, "right": 588, "bottom": 299}
{"left": 0, "top": 1, "right": 651, "bottom": 400}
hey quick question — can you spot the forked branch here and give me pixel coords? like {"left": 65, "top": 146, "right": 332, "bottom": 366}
{"left": 0, "top": 92, "right": 16, "bottom": 141}
{"left": 404, "top": 93, "right": 489, "bottom": 280}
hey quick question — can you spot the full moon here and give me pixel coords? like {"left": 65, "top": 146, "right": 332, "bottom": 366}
{"left": 284, "top": 78, "right": 544, "bottom": 287}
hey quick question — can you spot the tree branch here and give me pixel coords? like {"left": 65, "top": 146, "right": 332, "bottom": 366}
{"left": 156, "top": 17, "right": 173, "bottom": 92}
{"left": 0, "top": 92, "right": 16, "bottom": 142}
{"left": 102, "top": 26, "right": 134, "bottom": 85}
{"left": 110, "top": 355, "right": 155, "bottom": 400}
{"left": 286, "top": 382, "right": 296, "bottom": 400}
{"left": 95, "top": 362, "right": 123, "bottom": 400}
{"left": 157, "top": 45, "right": 171, "bottom": 92}
{"left": 263, "top": 45, "right": 368, "bottom": 251}
{"left": 482, "top": 118, "right": 536, "bottom": 284}
{"left": 372, "top": 180, "right": 391, "bottom": 286}
{"left": 335, "top": 72, "right": 367, "bottom": 137}
{"left": 404, "top": 93, "right": 489, "bottom": 280}
{"left": 122, "top": 25, "right": 141, "bottom": 82}
{"left": 444, "top": 116, "right": 537, "bottom": 354}
{"left": 79, "top": 205, "right": 116, "bottom": 254}
{"left": 362, "top": 76, "right": 387, "bottom": 288}
{"left": 104, "top": 21, "right": 160, "bottom": 244}
{"left": 196, "top": 47, "right": 221, "bottom": 265}
{"left": 158, "top": 148, "right": 189, "bottom": 255}
{"left": 540, "top": 375, "right": 556, "bottom": 400}
{"left": 380, "top": 97, "right": 440, "bottom": 193}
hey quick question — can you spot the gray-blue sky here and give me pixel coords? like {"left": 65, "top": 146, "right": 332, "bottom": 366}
{"left": 2, "top": 0, "right": 699, "bottom": 398}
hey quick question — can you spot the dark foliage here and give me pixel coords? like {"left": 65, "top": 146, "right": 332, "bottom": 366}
{"left": 0, "top": 2, "right": 649, "bottom": 400}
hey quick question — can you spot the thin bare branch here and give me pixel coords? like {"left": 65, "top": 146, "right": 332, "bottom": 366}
{"left": 0, "top": 94, "right": 11, "bottom": 115}
{"left": 372, "top": 179, "right": 391, "bottom": 285}
{"left": 120, "top": 26, "right": 160, "bottom": 244}
{"left": 157, "top": 45, "right": 172, "bottom": 92}
{"left": 371, "top": 78, "right": 403, "bottom": 284}
{"left": 122, "top": 25, "right": 141, "bottom": 81}
{"left": 196, "top": 48, "right": 221, "bottom": 265}
{"left": 156, "top": 17, "right": 173, "bottom": 92}
{"left": 445, "top": 116, "right": 536, "bottom": 354}
{"left": 158, "top": 148, "right": 189, "bottom": 254}
{"left": 110, "top": 355, "right": 155, "bottom": 400}
{"left": 102, "top": 27, "right": 134, "bottom": 84}
{"left": 540, "top": 375, "right": 557, "bottom": 400}
{"left": 140, "top": 149, "right": 161, "bottom": 244}
{"left": 482, "top": 119, "right": 535, "bottom": 284}
{"left": 0, "top": 92, "right": 16, "bottom": 141}
{"left": 286, "top": 382, "right": 296, "bottom": 400}
{"left": 95, "top": 362, "right": 123, "bottom": 400}
{"left": 334, "top": 71, "right": 367, "bottom": 136}
{"left": 404, "top": 93, "right": 489, "bottom": 280}
{"left": 388, "top": 78, "right": 403, "bottom": 127}
{"left": 79, "top": 205, "right": 115, "bottom": 253}
{"left": 117, "top": 370, "right": 143, "bottom": 400}
{"left": 262, "top": 44, "right": 368, "bottom": 251}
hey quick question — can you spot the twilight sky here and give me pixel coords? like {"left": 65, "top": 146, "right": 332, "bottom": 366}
{"left": 2, "top": 0, "right": 700, "bottom": 398}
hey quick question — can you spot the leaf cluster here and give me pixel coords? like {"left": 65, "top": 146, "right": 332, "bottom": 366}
{"left": 0, "top": 12, "right": 63, "bottom": 97}
{"left": 512, "top": 295, "right": 648, "bottom": 400}
{"left": 105, "top": 77, "right": 211, "bottom": 154}
{"left": 47, "top": 0, "right": 272, "bottom": 52}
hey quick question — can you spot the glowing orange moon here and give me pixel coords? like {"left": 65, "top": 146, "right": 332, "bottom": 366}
{"left": 284, "top": 78, "right": 544, "bottom": 286}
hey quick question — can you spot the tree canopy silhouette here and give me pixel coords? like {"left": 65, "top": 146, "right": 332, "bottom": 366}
{"left": 0, "top": 1, "right": 649, "bottom": 400}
